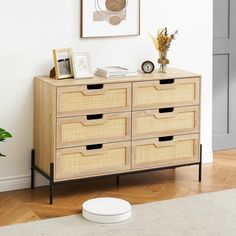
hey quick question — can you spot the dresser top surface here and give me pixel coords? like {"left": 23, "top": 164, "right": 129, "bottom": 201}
{"left": 35, "top": 68, "right": 201, "bottom": 87}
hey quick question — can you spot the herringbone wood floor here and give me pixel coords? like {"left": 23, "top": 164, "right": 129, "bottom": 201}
{"left": 1, "top": 150, "right": 236, "bottom": 226}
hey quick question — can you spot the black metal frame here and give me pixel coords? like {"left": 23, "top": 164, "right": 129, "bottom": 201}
{"left": 31, "top": 150, "right": 54, "bottom": 204}
{"left": 31, "top": 144, "right": 202, "bottom": 204}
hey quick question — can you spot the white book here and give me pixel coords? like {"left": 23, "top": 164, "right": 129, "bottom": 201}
{"left": 95, "top": 71, "right": 138, "bottom": 78}
{"left": 95, "top": 69, "right": 138, "bottom": 78}
{"left": 97, "top": 66, "right": 137, "bottom": 75}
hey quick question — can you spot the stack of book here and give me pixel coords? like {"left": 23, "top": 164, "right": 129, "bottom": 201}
{"left": 95, "top": 66, "right": 138, "bottom": 78}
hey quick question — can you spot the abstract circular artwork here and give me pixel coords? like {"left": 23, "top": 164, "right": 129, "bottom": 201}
{"left": 81, "top": 0, "right": 140, "bottom": 38}
{"left": 105, "top": 0, "right": 127, "bottom": 12}
{"left": 94, "top": 0, "right": 128, "bottom": 25}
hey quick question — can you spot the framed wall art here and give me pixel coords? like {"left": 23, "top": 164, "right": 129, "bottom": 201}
{"left": 81, "top": 0, "right": 140, "bottom": 38}
{"left": 72, "top": 52, "right": 93, "bottom": 79}
{"left": 52, "top": 48, "right": 73, "bottom": 79}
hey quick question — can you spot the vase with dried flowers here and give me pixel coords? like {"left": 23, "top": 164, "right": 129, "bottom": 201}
{"left": 151, "top": 28, "right": 178, "bottom": 73}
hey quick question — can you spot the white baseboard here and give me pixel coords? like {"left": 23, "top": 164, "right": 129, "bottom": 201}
{"left": 202, "top": 151, "right": 213, "bottom": 164}
{"left": 0, "top": 173, "right": 48, "bottom": 192}
{"left": 0, "top": 175, "right": 30, "bottom": 192}
{"left": 0, "top": 151, "right": 213, "bottom": 192}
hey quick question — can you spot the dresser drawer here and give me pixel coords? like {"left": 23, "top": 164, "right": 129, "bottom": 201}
{"left": 132, "top": 134, "right": 199, "bottom": 169}
{"left": 57, "top": 83, "right": 131, "bottom": 117}
{"left": 133, "top": 78, "right": 200, "bottom": 110}
{"left": 55, "top": 141, "right": 131, "bottom": 180}
{"left": 57, "top": 112, "right": 131, "bottom": 148}
{"left": 132, "top": 106, "right": 199, "bottom": 139}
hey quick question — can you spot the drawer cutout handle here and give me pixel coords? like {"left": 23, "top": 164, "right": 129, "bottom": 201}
{"left": 86, "top": 144, "right": 103, "bottom": 150}
{"left": 87, "top": 84, "right": 104, "bottom": 90}
{"left": 158, "top": 136, "right": 174, "bottom": 142}
{"left": 86, "top": 114, "right": 103, "bottom": 120}
{"left": 159, "top": 107, "right": 174, "bottom": 113}
{"left": 160, "top": 79, "right": 175, "bottom": 84}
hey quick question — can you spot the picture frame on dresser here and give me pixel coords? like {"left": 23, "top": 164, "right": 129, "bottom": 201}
{"left": 72, "top": 52, "right": 93, "bottom": 79}
{"left": 52, "top": 48, "right": 73, "bottom": 79}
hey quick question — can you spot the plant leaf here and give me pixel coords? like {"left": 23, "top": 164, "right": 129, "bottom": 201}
{"left": 0, "top": 153, "right": 6, "bottom": 157}
{"left": 0, "top": 129, "right": 12, "bottom": 140}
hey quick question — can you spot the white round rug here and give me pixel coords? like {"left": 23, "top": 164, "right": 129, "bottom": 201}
{"left": 82, "top": 197, "right": 131, "bottom": 224}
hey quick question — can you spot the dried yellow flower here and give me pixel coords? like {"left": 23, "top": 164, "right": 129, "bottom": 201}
{"left": 151, "top": 28, "right": 178, "bottom": 60}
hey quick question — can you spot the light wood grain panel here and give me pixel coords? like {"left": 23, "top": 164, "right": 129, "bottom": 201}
{"left": 132, "top": 134, "right": 199, "bottom": 169}
{"left": 132, "top": 106, "right": 199, "bottom": 139}
{"left": 33, "top": 69, "right": 201, "bottom": 192}
{"left": 57, "top": 112, "right": 131, "bottom": 147}
{"left": 34, "top": 79, "right": 56, "bottom": 175}
{"left": 35, "top": 68, "right": 201, "bottom": 87}
{"left": 57, "top": 83, "right": 131, "bottom": 117}
{"left": 55, "top": 141, "right": 131, "bottom": 181}
{"left": 133, "top": 77, "right": 200, "bottom": 110}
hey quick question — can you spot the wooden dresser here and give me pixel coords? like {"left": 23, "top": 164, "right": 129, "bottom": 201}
{"left": 32, "top": 68, "right": 202, "bottom": 204}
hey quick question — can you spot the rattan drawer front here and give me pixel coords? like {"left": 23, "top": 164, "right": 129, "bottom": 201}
{"left": 133, "top": 78, "right": 200, "bottom": 110}
{"left": 57, "top": 83, "right": 131, "bottom": 117}
{"left": 55, "top": 141, "right": 131, "bottom": 180}
{"left": 57, "top": 112, "right": 131, "bottom": 148}
{"left": 132, "top": 134, "right": 199, "bottom": 169}
{"left": 132, "top": 106, "right": 199, "bottom": 139}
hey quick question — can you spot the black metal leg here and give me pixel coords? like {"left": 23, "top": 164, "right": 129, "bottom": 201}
{"left": 50, "top": 163, "right": 54, "bottom": 204}
{"left": 116, "top": 175, "right": 120, "bottom": 186}
{"left": 199, "top": 144, "right": 202, "bottom": 182}
{"left": 31, "top": 149, "right": 35, "bottom": 189}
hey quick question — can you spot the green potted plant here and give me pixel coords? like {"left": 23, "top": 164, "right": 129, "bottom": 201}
{"left": 0, "top": 128, "right": 12, "bottom": 157}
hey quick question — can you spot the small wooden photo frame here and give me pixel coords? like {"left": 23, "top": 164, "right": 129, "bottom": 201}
{"left": 52, "top": 48, "right": 73, "bottom": 79}
{"left": 72, "top": 52, "right": 93, "bottom": 79}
